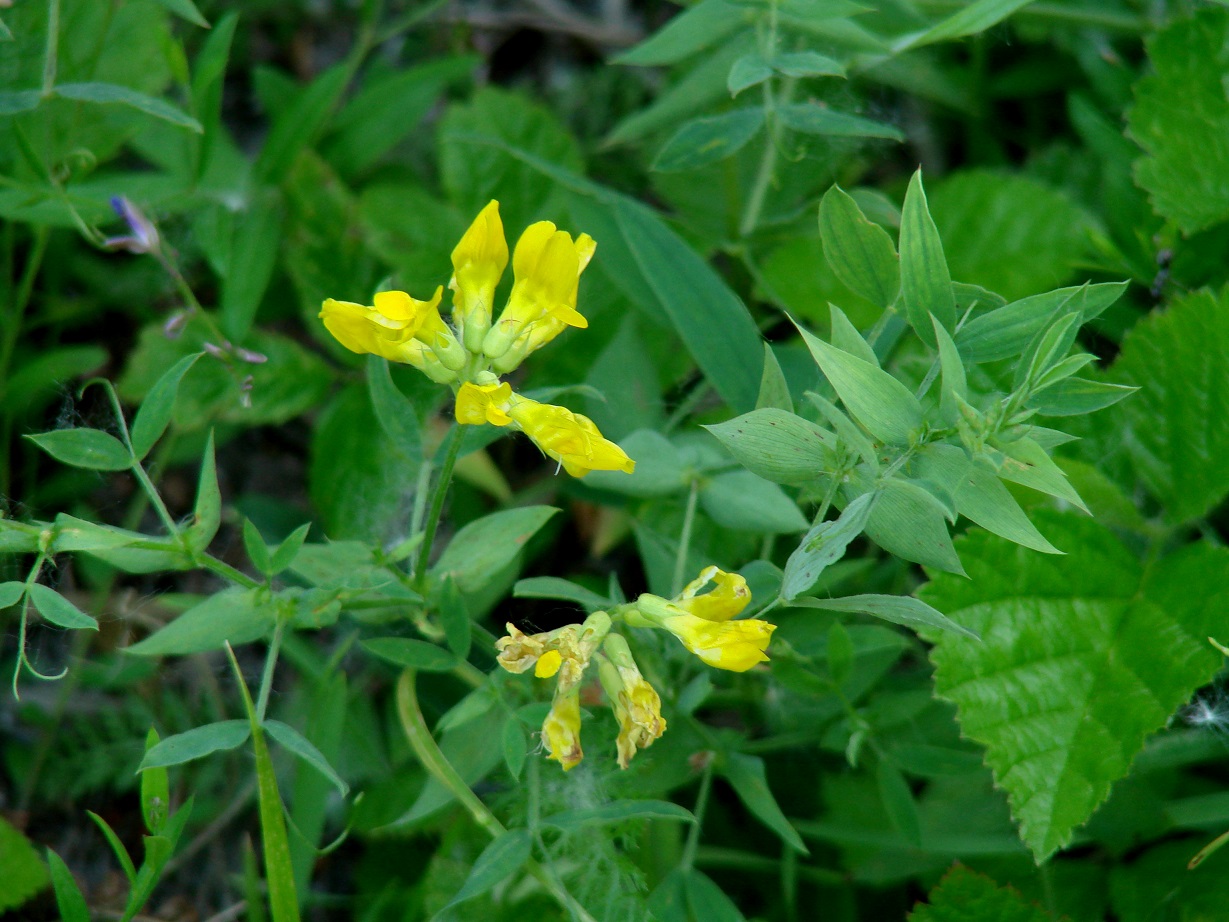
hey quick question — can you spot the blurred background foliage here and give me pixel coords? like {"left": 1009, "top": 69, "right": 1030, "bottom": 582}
{"left": 3, "top": 0, "right": 1229, "bottom": 919}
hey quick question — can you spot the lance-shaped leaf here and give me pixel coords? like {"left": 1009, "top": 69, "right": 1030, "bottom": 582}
{"left": 705, "top": 408, "right": 836, "bottom": 484}
{"left": 919, "top": 512, "right": 1229, "bottom": 861}
{"left": 819, "top": 185, "right": 900, "bottom": 307}
{"left": 782, "top": 492, "right": 875, "bottom": 600}
{"left": 653, "top": 108, "right": 765, "bottom": 172}
{"left": 900, "top": 170, "right": 956, "bottom": 347}
{"left": 791, "top": 592, "right": 977, "bottom": 640}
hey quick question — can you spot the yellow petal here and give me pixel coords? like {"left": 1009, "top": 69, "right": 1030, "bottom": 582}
{"left": 535, "top": 649, "right": 563, "bottom": 678}
{"left": 675, "top": 566, "right": 751, "bottom": 622}
{"left": 508, "top": 399, "right": 635, "bottom": 478}
{"left": 542, "top": 690, "right": 583, "bottom": 771}
{"left": 662, "top": 613, "right": 775, "bottom": 672}
{"left": 455, "top": 381, "right": 515, "bottom": 427}
{"left": 451, "top": 201, "right": 509, "bottom": 346}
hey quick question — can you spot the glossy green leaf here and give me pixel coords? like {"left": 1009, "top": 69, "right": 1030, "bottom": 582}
{"left": 899, "top": 170, "right": 956, "bottom": 347}
{"left": 705, "top": 408, "right": 836, "bottom": 484}
{"left": 130, "top": 352, "right": 203, "bottom": 461}
{"left": 722, "top": 751, "right": 808, "bottom": 854}
{"left": 819, "top": 185, "right": 900, "bottom": 308}
{"left": 433, "top": 506, "right": 557, "bottom": 593}
{"left": 795, "top": 323, "right": 924, "bottom": 444}
{"left": 53, "top": 82, "right": 202, "bottom": 131}
{"left": 920, "top": 512, "right": 1229, "bottom": 860}
{"left": 264, "top": 720, "right": 350, "bottom": 797}
{"left": 125, "top": 588, "right": 274, "bottom": 656}
{"left": 139, "top": 720, "right": 252, "bottom": 770}
{"left": 26, "top": 428, "right": 131, "bottom": 471}
{"left": 28, "top": 584, "right": 98, "bottom": 631}
{"left": 778, "top": 103, "right": 903, "bottom": 140}
{"left": 782, "top": 492, "right": 875, "bottom": 601}
{"left": 361, "top": 638, "right": 457, "bottom": 673}
{"left": 653, "top": 108, "right": 764, "bottom": 172}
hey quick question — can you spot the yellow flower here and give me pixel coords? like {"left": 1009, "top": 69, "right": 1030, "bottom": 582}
{"left": 493, "top": 612, "right": 611, "bottom": 690}
{"left": 454, "top": 381, "right": 515, "bottom": 426}
{"left": 494, "top": 623, "right": 547, "bottom": 674}
{"left": 535, "top": 649, "right": 563, "bottom": 678}
{"left": 542, "top": 686, "right": 584, "bottom": 771}
{"left": 660, "top": 613, "right": 775, "bottom": 672}
{"left": 675, "top": 566, "right": 751, "bottom": 622}
{"left": 450, "top": 200, "right": 509, "bottom": 352}
{"left": 319, "top": 286, "right": 465, "bottom": 372}
{"left": 507, "top": 397, "right": 635, "bottom": 478}
{"left": 482, "top": 222, "right": 594, "bottom": 360}
{"left": 598, "top": 636, "right": 666, "bottom": 769}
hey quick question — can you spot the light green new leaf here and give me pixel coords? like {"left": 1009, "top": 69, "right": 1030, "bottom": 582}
{"left": 653, "top": 108, "right": 764, "bottom": 172}
{"left": 919, "top": 512, "right": 1229, "bottom": 860}
{"left": 705, "top": 408, "right": 836, "bottom": 484}
{"left": 899, "top": 170, "right": 956, "bottom": 347}
{"left": 722, "top": 751, "right": 808, "bottom": 854}
{"left": 125, "top": 588, "right": 274, "bottom": 656}
{"left": 264, "top": 720, "right": 350, "bottom": 797}
{"left": 909, "top": 865, "right": 1055, "bottom": 922}
{"left": 433, "top": 506, "right": 557, "bottom": 593}
{"left": 792, "top": 592, "right": 977, "bottom": 639}
{"left": 53, "top": 82, "right": 202, "bottom": 132}
{"left": 782, "top": 492, "right": 875, "bottom": 600}
{"left": 130, "top": 353, "right": 204, "bottom": 461}
{"left": 778, "top": 103, "right": 903, "bottom": 140}
{"left": 1111, "top": 286, "right": 1229, "bottom": 523}
{"left": 932, "top": 317, "right": 966, "bottom": 426}
{"left": 442, "top": 829, "right": 532, "bottom": 912}
{"left": 1129, "top": 9, "right": 1229, "bottom": 233}
{"left": 995, "top": 437, "right": 1086, "bottom": 512}
{"left": 819, "top": 185, "right": 900, "bottom": 308}
{"left": 139, "top": 720, "right": 252, "bottom": 770}
{"left": 794, "top": 322, "right": 923, "bottom": 445}
{"left": 26, "top": 428, "right": 131, "bottom": 471}
{"left": 828, "top": 304, "right": 879, "bottom": 367}
{"left": 28, "top": 584, "right": 98, "bottom": 631}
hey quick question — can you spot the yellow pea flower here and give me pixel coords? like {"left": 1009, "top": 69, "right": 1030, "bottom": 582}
{"left": 598, "top": 635, "right": 666, "bottom": 769}
{"left": 494, "top": 623, "right": 547, "bottom": 674}
{"left": 454, "top": 380, "right": 515, "bottom": 426}
{"left": 450, "top": 200, "right": 509, "bottom": 352}
{"left": 320, "top": 287, "right": 465, "bottom": 372}
{"left": 675, "top": 566, "right": 751, "bottom": 622}
{"left": 507, "top": 397, "right": 635, "bottom": 478}
{"left": 542, "top": 686, "right": 584, "bottom": 771}
{"left": 494, "top": 612, "right": 611, "bottom": 689}
{"left": 659, "top": 613, "right": 775, "bottom": 672}
{"left": 482, "top": 222, "right": 593, "bottom": 360}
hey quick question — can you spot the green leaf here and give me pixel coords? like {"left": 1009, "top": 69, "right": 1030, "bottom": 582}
{"left": 254, "top": 64, "right": 349, "bottom": 183}
{"left": 1129, "top": 9, "right": 1229, "bottom": 233}
{"left": 876, "top": 761, "right": 921, "bottom": 847}
{"left": 899, "top": 169, "right": 956, "bottom": 347}
{"left": 47, "top": 849, "right": 89, "bottom": 922}
{"left": 154, "top": 0, "right": 209, "bottom": 27}
{"left": 616, "top": 0, "right": 744, "bottom": 66}
{"left": 139, "top": 720, "right": 252, "bottom": 770}
{"left": 777, "top": 103, "right": 903, "bottom": 140}
{"left": 819, "top": 185, "right": 900, "bottom": 307}
{"left": 502, "top": 720, "right": 527, "bottom": 781}
{"left": 1111, "top": 286, "right": 1229, "bottom": 523}
{"left": 125, "top": 588, "right": 274, "bottom": 656}
{"left": 141, "top": 728, "right": 170, "bottom": 835}
{"left": 699, "top": 470, "right": 808, "bottom": 533}
{"left": 728, "top": 52, "right": 773, "bottom": 96}
{"left": 902, "top": 0, "right": 1037, "bottom": 50}
{"left": 653, "top": 108, "right": 764, "bottom": 172}
{"left": 1027, "top": 377, "right": 1136, "bottom": 417}
{"left": 705, "top": 408, "right": 836, "bottom": 484}
{"left": 53, "top": 82, "right": 202, "bottom": 131}
{"left": 361, "top": 638, "right": 457, "bottom": 673}
{"left": 243, "top": 519, "right": 273, "bottom": 576}
{"left": 994, "top": 437, "right": 1086, "bottom": 512}
{"left": 0, "top": 816, "right": 48, "bottom": 913}
{"left": 189, "top": 432, "right": 221, "bottom": 551}
{"left": 264, "top": 720, "right": 350, "bottom": 797}
{"left": 0, "top": 91, "right": 39, "bottom": 116}
{"left": 794, "top": 322, "right": 924, "bottom": 444}
{"left": 433, "top": 506, "right": 558, "bottom": 594}
{"left": 858, "top": 476, "right": 965, "bottom": 575}
{"left": 828, "top": 304, "right": 879, "bottom": 367}
{"left": 367, "top": 356, "right": 423, "bottom": 461}
{"left": 909, "top": 865, "right": 1055, "bottom": 922}
{"left": 932, "top": 317, "right": 966, "bottom": 425}
{"left": 28, "top": 583, "right": 98, "bottom": 631}
{"left": 540, "top": 800, "right": 696, "bottom": 831}
{"left": 774, "top": 50, "right": 845, "bottom": 78}
{"left": 782, "top": 492, "right": 874, "bottom": 601}
{"left": 722, "top": 752, "right": 808, "bottom": 853}
{"left": 791, "top": 593, "right": 977, "bottom": 640}
{"left": 685, "top": 870, "right": 746, "bottom": 922}
{"left": 584, "top": 429, "right": 687, "bottom": 497}
{"left": 514, "top": 577, "right": 610, "bottom": 611}
{"left": 919, "top": 512, "right": 1229, "bottom": 860}
{"left": 221, "top": 196, "right": 283, "bottom": 341}
{"left": 756, "top": 343, "right": 793, "bottom": 413}
{"left": 0, "top": 581, "right": 25, "bottom": 609}
{"left": 442, "top": 829, "right": 532, "bottom": 911}
{"left": 130, "top": 352, "right": 203, "bottom": 460}
{"left": 5, "top": 346, "right": 107, "bottom": 410}
{"left": 26, "top": 428, "right": 131, "bottom": 471}
{"left": 269, "top": 523, "right": 312, "bottom": 575}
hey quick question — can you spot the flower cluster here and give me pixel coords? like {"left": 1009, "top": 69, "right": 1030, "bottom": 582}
{"left": 319, "top": 201, "right": 634, "bottom": 478}
{"left": 496, "top": 567, "right": 775, "bottom": 771}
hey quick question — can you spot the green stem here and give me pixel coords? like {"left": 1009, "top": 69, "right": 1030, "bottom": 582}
{"left": 739, "top": 79, "right": 782, "bottom": 239}
{"left": 130, "top": 462, "right": 182, "bottom": 540}
{"left": 413, "top": 424, "right": 465, "bottom": 589}
{"left": 255, "top": 618, "right": 286, "bottom": 723}
{"left": 681, "top": 760, "right": 714, "bottom": 871}
{"left": 41, "top": 0, "right": 60, "bottom": 95}
{"left": 671, "top": 479, "right": 700, "bottom": 597}
{"left": 0, "top": 226, "right": 49, "bottom": 395}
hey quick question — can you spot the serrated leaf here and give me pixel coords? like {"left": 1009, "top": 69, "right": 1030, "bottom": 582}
{"left": 442, "top": 829, "right": 532, "bottom": 911}
{"left": 28, "top": 584, "right": 98, "bottom": 631}
{"left": 794, "top": 322, "right": 924, "bottom": 444}
{"left": 1111, "top": 286, "right": 1229, "bottom": 523}
{"left": 130, "top": 352, "right": 203, "bottom": 461}
{"left": 139, "top": 720, "right": 252, "bottom": 770}
{"left": 778, "top": 103, "right": 903, "bottom": 140}
{"left": 819, "top": 185, "right": 900, "bottom": 308}
{"left": 264, "top": 720, "right": 350, "bottom": 797}
{"left": 361, "top": 638, "right": 457, "bottom": 672}
{"left": 1128, "top": 9, "right": 1229, "bottom": 233}
{"left": 125, "top": 588, "right": 274, "bottom": 656}
{"left": 900, "top": 169, "right": 955, "bottom": 347}
{"left": 26, "top": 428, "right": 131, "bottom": 471}
{"left": 705, "top": 408, "right": 836, "bottom": 484}
{"left": 654, "top": 108, "right": 764, "bottom": 172}
{"left": 0, "top": 816, "right": 48, "bottom": 913}
{"left": 919, "top": 512, "right": 1229, "bottom": 860}
{"left": 722, "top": 751, "right": 808, "bottom": 854}
{"left": 782, "top": 492, "right": 874, "bottom": 601}
{"left": 433, "top": 506, "right": 557, "bottom": 594}
{"left": 53, "top": 82, "right": 202, "bottom": 132}
{"left": 909, "top": 865, "right": 1055, "bottom": 922}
